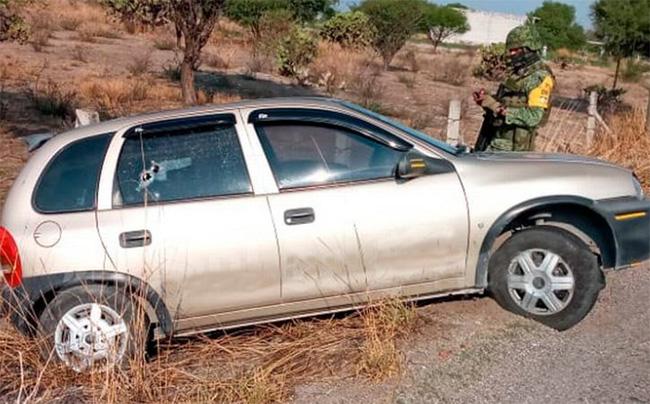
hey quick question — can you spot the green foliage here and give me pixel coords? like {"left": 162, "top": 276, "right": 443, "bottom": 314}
{"left": 447, "top": 2, "right": 468, "bottom": 9}
{"left": 357, "top": 0, "right": 425, "bottom": 69}
{"left": 225, "top": 0, "right": 287, "bottom": 39}
{"left": 420, "top": 3, "right": 469, "bottom": 52}
{"left": 225, "top": 0, "right": 334, "bottom": 36}
{"left": 276, "top": 27, "right": 318, "bottom": 80}
{"left": 0, "top": 0, "right": 29, "bottom": 42}
{"left": 320, "top": 11, "right": 375, "bottom": 49}
{"left": 529, "top": 1, "right": 586, "bottom": 50}
{"left": 592, "top": 0, "right": 650, "bottom": 57}
{"left": 101, "top": 0, "right": 169, "bottom": 30}
{"left": 592, "top": 0, "right": 650, "bottom": 88}
{"left": 472, "top": 43, "right": 507, "bottom": 81}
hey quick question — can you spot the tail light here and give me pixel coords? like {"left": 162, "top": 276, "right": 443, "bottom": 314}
{"left": 0, "top": 227, "right": 22, "bottom": 287}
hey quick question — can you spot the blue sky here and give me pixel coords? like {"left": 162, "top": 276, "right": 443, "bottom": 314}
{"left": 340, "top": 0, "right": 595, "bottom": 28}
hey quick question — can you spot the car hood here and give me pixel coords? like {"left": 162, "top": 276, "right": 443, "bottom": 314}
{"left": 472, "top": 152, "right": 626, "bottom": 170}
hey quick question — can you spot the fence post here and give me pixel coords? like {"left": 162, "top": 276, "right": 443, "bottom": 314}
{"left": 586, "top": 91, "right": 598, "bottom": 146}
{"left": 446, "top": 99, "right": 461, "bottom": 146}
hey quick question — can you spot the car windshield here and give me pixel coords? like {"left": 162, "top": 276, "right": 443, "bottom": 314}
{"left": 339, "top": 101, "right": 460, "bottom": 155}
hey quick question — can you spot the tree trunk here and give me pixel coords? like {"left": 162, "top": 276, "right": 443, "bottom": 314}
{"left": 180, "top": 58, "right": 197, "bottom": 105}
{"left": 612, "top": 56, "right": 622, "bottom": 90}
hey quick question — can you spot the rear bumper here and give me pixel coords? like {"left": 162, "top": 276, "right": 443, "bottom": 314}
{"left": 595, "top": 197, "right": 650, "bottom": 269}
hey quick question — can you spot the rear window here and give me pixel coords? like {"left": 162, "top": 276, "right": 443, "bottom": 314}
{"left": 33, "top": 134, "right": 112, "bottom": 213}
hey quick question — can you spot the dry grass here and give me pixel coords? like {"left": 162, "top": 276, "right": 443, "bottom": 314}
{"left": 310, "top": 42, "right": 376, "bottom": 95}
{"left": 127, "top": 51, "right": 153, "bottom": 76}
{"left": 78, "top": 76, "right": 182, "bottom": 118}
{"left": 0, "top": 297, "right": 417, "bottom": 402}
{"left": 423, "top": 54, "right": 472, "bottom": 86}
{"left": 587, "top": 111, "right": 650, "bottom": 190}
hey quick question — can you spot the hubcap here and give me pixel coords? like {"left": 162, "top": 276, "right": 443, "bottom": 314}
{"left": 54, "top": 303, "right": 129, "bottom": 372}
{"left": 506, "top": 249, "right": 575, "bottom": 316}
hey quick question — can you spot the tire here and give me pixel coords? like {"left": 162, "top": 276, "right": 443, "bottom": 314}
{"left": 38, "top": 284, "right": 149, "bottom": 372}
{"left": 488, "top": 226, "right": 604, "bottom": 331}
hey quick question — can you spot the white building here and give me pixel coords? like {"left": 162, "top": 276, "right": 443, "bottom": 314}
{"left": 449, "top": 10, "right": 527, "bottom": 45}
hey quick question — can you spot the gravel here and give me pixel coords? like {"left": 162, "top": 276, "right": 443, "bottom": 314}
{"left": 293, "top": 267, "right": 650, "bottom": 404}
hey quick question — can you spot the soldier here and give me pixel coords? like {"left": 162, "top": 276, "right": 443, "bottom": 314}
{"left": 473, "top": 24, "right": 555, "bottom": 152}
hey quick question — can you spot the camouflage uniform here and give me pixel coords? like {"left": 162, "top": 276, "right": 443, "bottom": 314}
{"left": 486, "top": 25, "right": 555, "bottom": 152}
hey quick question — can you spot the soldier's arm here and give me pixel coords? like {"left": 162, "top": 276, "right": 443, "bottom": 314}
{"left": 504, "top": 72, "right": 554, "bottom": 128}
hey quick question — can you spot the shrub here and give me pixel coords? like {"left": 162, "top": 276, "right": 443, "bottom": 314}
{"left": 30, "top": 30, "right": 51, "bottom": 52}
{"left": 258, "top": 8, "right": 295, "bottom": 55}
{"left": 29, "top": 79, "right": 78, "bottom": 120}
{"left": 320, "top": 11, "right": 375, "bottom": 49}
{"left": 162, "top": 62, "right": 181, "bottom": 82}
{"left": 429, "top": 54, "right": 470, "bottom": 86}
{"left": 622, "top": 59, "right": 650, "bottom": 83}
{"left": 472, "top": 43, "right": 507, "bottom": 81}
{"left": 276, "top": 27, "right": 318, "bottom": 81}
{"left": 127, "top": 51, "right": 153, "bottom": 76}
{"left": 153, "top": 34, "right": 177, "bottom": 50}
{"left": 357, "top": 0, "right": 425, "bottom": 70}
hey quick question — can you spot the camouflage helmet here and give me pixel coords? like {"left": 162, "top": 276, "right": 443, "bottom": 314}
{"left": 505, "top": 24, "right": 543, "bottom": 52}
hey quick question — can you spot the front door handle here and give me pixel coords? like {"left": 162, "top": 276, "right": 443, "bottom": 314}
{"left": 284, "top": 208, "right": 315, "bottom": 225}
{"left": 119, "top": 230, "right": 152, "bottom": 248}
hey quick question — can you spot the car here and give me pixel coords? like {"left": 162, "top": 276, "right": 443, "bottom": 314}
{"left": 1, "top": 97, "right": 649, "bottom": 372}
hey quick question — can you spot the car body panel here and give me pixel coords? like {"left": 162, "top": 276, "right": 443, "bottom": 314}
{"left": 2, "top": 97, "right": 649, "bottom": 338}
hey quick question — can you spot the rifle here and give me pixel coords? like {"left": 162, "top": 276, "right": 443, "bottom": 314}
{"left": 474, "top": 109, "right": 495, "bottom": 152}
{"left": 474, "top": 85, "right": 506, "bottom": 152}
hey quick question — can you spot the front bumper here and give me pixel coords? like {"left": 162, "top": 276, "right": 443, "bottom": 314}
{"left": 594, "top": 197, "right": 650, "bottom": 269}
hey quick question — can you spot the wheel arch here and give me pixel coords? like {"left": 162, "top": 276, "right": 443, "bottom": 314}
{"left": 9, "top": 271, "right": 174, "bottom": 337}
{"left": 475, "top": 196, "right": 616, "bottom": 288}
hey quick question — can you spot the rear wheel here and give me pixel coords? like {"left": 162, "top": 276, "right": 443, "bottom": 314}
{"left": 38, "top": 285, "right": 148, "bottom": 372}
{"left": 488, "top": 226, "right": 604, "bottom": 331}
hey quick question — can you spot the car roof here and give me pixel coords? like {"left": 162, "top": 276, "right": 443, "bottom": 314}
{"left": 55, "top": 96, "right": 349, "bottom": 142}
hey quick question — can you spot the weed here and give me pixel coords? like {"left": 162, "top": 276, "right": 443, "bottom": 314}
{"left": 162, "top": 62, "right": 181, "bottom": 82}
{"left": 29, "top": 80, "right": 77, "bottom": 120}
{"left": 30, "top": 30, "right": 51, "bottom": 52}
{"left": 71, "top": 45, "right": 89, "bottom": 63}
{"left": 203, "top": 53, "right": 230, "bottom": 70}
{"left": 154, "top": 35, "right": 177, "bottom": 51}
{"left": 127, "top": 51, "right": 153, "bottom": 76}
{"left": 398, "top": 72, "right": 416, "bottom": 89}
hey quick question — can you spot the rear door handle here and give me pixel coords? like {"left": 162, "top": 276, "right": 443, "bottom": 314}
{"left": 284, "top": 208, "right": 315, "bottom": 225}
{"left": 119, "top": 230, "right": 152, "bottom": 248}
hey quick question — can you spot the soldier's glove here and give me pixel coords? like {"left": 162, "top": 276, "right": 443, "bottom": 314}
{"left": 481, "top": 95, "right": 506, "bottom": 116}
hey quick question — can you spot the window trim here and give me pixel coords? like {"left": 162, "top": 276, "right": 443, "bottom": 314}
{"left": 249, "top": 108, "right": 413, "bottom": 152}
{"left": 113, "top": 114, "right": 254, "bottom": 208}
{"left": 254, "top": 120, "right": 405, "bottom": 192}
{"left": 32, "top": 133, "right": 113, "bottom": 215}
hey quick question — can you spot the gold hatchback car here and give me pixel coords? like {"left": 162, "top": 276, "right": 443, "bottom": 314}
{"left": 2, "top": 97, "right": 649, "bottom": 372}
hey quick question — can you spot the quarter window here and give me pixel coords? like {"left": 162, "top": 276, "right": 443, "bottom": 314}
{"left": 256, "top": 123, "right": 403, "bottom": 189}
{"left": 115, "top": 121, "right": 252, "bottom": 206}
{"left": 33, "top": 134, "right": 111, "bottom": 213}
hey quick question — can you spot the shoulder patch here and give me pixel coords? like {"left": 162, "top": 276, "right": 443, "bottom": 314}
{"left": 528, "top": 75, "right": 554, "bottom": 109}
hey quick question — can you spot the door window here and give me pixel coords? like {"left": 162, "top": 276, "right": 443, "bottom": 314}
{"left": 256, "top": 123, "right": 403, "bottom": 189}
{"left": 115, "top": 120, "right": 251, "bottom": 206}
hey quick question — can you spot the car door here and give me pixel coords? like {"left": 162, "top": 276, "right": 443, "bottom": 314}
{"left": 245, "top": 107, "right": 469, "bottom": 300}
{"left": 96, "top": 113, "right": 281, "bottom": 327}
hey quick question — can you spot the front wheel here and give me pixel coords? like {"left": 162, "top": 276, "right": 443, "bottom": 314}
{"left": 488, "top": 226, "right": 604, "bottom": 331}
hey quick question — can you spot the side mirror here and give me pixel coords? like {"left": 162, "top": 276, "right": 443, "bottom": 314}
{"left": 397, "top": 151, "right": 454, "bottom": 180}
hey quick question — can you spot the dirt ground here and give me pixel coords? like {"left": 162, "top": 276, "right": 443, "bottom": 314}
{"left": 292, "top": 266, "right": 650, "bottom": 403}
{"left": 1, "top": 3, "right": 650, "bottom": 402}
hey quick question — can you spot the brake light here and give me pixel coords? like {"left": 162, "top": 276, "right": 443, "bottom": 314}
{"left": 0, "top": 227, "right": 22, "bottom": 287}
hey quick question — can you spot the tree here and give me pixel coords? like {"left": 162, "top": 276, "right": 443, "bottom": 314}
{"left": 225, "top": 0, "right": 287, "bottom": 41}
{"left": 447, "top": 2, "right": 468, "bottom": 9}
{"left": 420, "top": 3, "right": 469, "bottom": 53}
{"left": 321, "top": 11, "right": 376, "bottom": 49}
{"left": 530, "top": 1, "right": 586, "bottom": 50}
{"left": 0, "top": 0, "right": 29, "bottom": 42}
{"left": 357, "top": 0, "right": 425, "bottom": 70}
{"left": 103, "top": 0, "right": 225, "bottom": 104}
{"left": 592, "top": 0, "right": 650, "bottom": 89}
